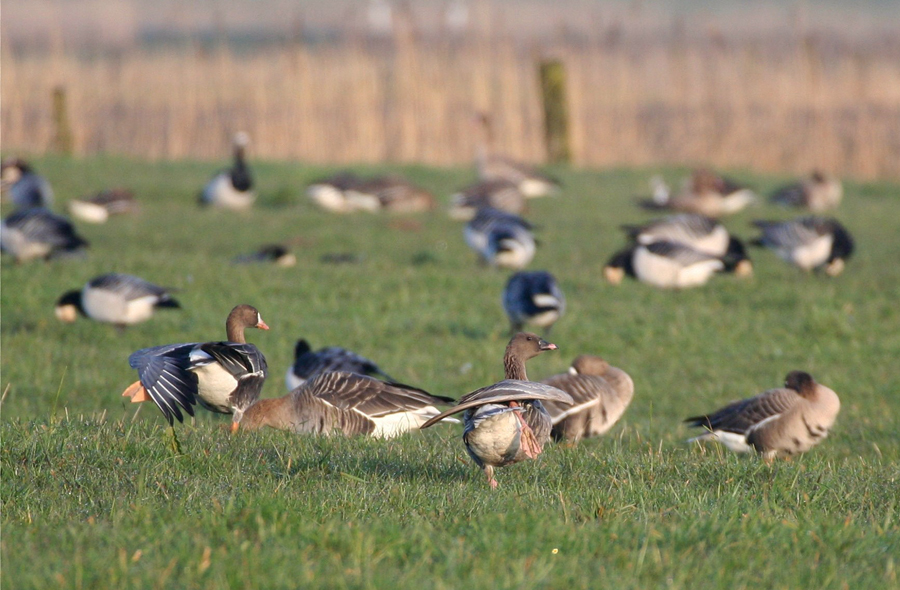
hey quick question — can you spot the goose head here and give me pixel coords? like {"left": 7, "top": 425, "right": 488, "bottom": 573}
{"left": 226, "top": 304, "right": 269, "bottom": 343}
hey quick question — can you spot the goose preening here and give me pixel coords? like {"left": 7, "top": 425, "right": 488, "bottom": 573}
{"left": 200, "top": 132, "right": 255, "bottom": 210}
{"left": 502, "top": 270, "right": 566, "bottom": 334}
{"left": 770, "top": 171, "right": 843, "bottom": 212}
{"left": 1, "top": 158, "right": 54, "bottom": 209}
{"left": 604, "top": 240, "right": 749, "bottom": 289}
{"left": 751, "top": 216, "right": 854, "bottom": 276}
{"left": 448, "top": 179, "right": 527, "bottom": 221}
{"left": 540, "top": 355, "right": 635, "bottom": 443}
{"left": 55, "top": 273, "right": 180, "bottom": 327}
{"left": 285, "top": 339, "right": 393, "bottom": 390}
{"left": 232, "top": 244, "right": 296, "bottom": 267}
{"left": 420, "top": 332, "right": 573, "bottom": 489}
{"left": 464, "top": 207, "right": 536, "bottom": 269}
{"left": 238, "top": 371, "right": 456, "bottom": 438}
{"left": 0, "top": 208, "right": 88, "bottom": 263}
{"left": 68, "top": 189, "right": 138, "bottom": 224}
{"left": 641, "top": 169, "right": 756, "bottom": 217}
{"left": 473, "top": 113, "right": 560, "bottom": 198}
{"left": 121, "top": 304, "right": 269, "bottom": 427}
{"left": 307, "top": 172, "right": 436, "bottom": 213}
{"left": 685, "top": 371, "right": 840, "bottom": 460}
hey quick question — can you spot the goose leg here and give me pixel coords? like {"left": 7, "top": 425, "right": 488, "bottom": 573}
{"left": 484, "top": 465, "right": 498, "bottom": 489}
{"left": 510, "top": 402, "right": 542, "bottom": 459}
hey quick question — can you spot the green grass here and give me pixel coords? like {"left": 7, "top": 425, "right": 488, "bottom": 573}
{"left": 2, "top": 155, "right": 899, "bottom": 589}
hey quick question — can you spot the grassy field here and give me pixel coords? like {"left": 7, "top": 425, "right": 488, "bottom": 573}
{"left": 2, "top": 155, "right": 899, "bottom": 588}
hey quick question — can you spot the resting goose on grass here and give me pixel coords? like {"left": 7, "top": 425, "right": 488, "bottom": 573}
{"left": 68, "top": 189, "right": 138, "bottom": 224}
{"left": 122, "top": 304, "right": 269, "bottom": 427}
{"left": 464, "top": 207, "right": 536, "bottom": 269}
{"left": 751, "top": 216, "right": 854, "bottom": 276}
{"left": 55, "top": 273, "right": 180, "bottom": 327}
{"left": 200, "top": 132, "right": 255, "bottom": 210}
{"left": 448, "top": 179, "right": 527, "bottom": 221}
{"left": 540, "top": 355, "right": 634, "bottom": 443}
{"left": 604, "top": 240, "right": 746, "bottom": 289}
{"left": 473, "top": 113, "right": 560, "bottom": 198}
{"left": 238, "top": 371, "right": 456, "bottom": 438}
{"left": 420, "top": 332, "right": 573, "bottom": 489}
{"left": 502, "top": 270, "right": 566, "bottom": 334}
{"left": 232, "top": 244, "right": 297, "bottom": 267}
{"left": 641, "top": 169, "right": 756, "bottom": 217}
{"left": 1, "top": 158, "right": 54, "bottom": 209}
{"left": 0, "top": 208, "right": 88, "bottom": 263}
{"left": 685, "top": 371, "right": 840, "bottom": 460}
{"left": 285, "top": 339, "right": 393, "bottom": 390}
{"left": 770, "top": 171, "right": 842, "bottom": 212}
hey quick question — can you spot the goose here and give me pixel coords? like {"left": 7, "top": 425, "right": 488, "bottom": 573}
{"left": 684, "top": 371, "right": 840, "bottom": 460}
{"left": 0, "top": 208, "right": 88, "bottom": 263}
{"left": 540, "top": 355, "right": 634, "bottom": 442}
{"left": 285, "top": 339, "right": 393, "bottom": 390}
{"left": 448, "top": 179, "right": 526, "bottom": 221}
{"left": 306, "top": 172, "right": 377, "bottom": 213}
{"left": 68, "top": 189, "right": 138, "bottom": 224}
{"left": 200, "top": 132, "right": 254, "bottom": 210}
{"left": 464, "top": 207, "right": 536, "bottom": 269}
{"left": 502, "top": 270, "right": 566, "bottom": 334}
{"left": 751, "top": 216, "right": 854, "bottom": 276}
{"left": 420, "top": 332, "right": 573, "bottom": 488}
{"left": 604, "top": 240, "right": 747, "bottom": 289}
{"left": 770, "top": 171, "right": 842, "bottom": 212}
{"left": 354, "top": 175, "right": 437, "bottom": 213}
{"left": 473, "top": 113, "right": 560, "bottom": 198}
{"left": 640, "top": 169, "right": 756, "bottom": 217}
{"left": 232, "top": 244, "right": 296, "bottom": 267}
{"left": 55, "top": 273, "right": 180, "bottom": 327}
{"left": 1, "top": 158, "right": 54, "bottom": 209}
{"left": 238, "top": 371, "right": 457, "bottom": 438}
{"left": 121, "top": 304, "right": 269, "bottom": 427}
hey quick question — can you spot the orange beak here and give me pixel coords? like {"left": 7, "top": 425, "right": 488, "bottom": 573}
{"left": 121, "top": 380, "right": 151, "bottom": 403}
{"left": 257, "top": 320, "right": 270, "bottom": 330}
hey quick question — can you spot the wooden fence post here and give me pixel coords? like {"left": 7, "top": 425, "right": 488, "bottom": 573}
{"left": 538, "top": 59, "right": 570, "bottom": 164}
{"left": 52, "top": 86, "right": 74, "bottom": 155}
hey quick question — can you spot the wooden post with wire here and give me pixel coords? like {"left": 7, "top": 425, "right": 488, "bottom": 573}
{"left": 538, "top": 59, "right": 570, "bottom": 164}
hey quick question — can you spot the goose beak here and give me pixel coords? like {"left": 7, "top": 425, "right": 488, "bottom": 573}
{"left": 539, "top": 339, "right": 558, "bottom": 351}
{"left": 257, "top": 320, "right": 270, "bottom": 330}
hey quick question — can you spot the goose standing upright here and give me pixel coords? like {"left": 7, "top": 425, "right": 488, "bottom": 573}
{"left": 122, "top": 304, "right": 269, "bottom": 428}
{"left": 684, "top": 371, "right": 840, "bottom": 460}
{"left": 1, "top": 158, "right": 54, "bottom": 209}
{"left": 200, "top": 132, "right": 255, "bottom": 210}
{"left": 502, "top": 270, "right": 566, "bottom": 334}
{"left": 285, "top": 339, "right": 393, "bottom": 390}
{"left": 751, "top": 216, "right": 854, "bottom": 276}
{"left": 420, "top": 332, "right": 573, "bottom": 488}
{"left": 0, "top": 208, "right": 88, "bottom": 263}
{"left": 770, "top": 171, "right": 843, "bottom": 212}
{"left": 55, "top": 273, "right": 180, "bottom": 327}
{"left": 464, "top": 207, "right": 536, "bottom": 269}
{"left": 473, "top": 113, "right": 560, "bottom": 198}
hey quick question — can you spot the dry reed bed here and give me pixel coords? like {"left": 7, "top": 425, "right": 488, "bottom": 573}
{"left": 2, "top": 33, "right": 899, "bottom": 179}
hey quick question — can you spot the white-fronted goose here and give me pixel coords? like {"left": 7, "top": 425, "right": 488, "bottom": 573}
{"left": 751, "top": 216, "right": 854, "bottom": 276}
{"left": 604, "top": 240, "right": 748, "bottom": 289}
{"left": 770, "top": 171, "right": 843, "bottom": 212}
{"left": 285, "top": 339, "right": 393, "bottom": 390}
{"left": 473, "top": 113, "right": 560, "bottom": 198}
{"left": 238, "top": 371, "right": 456, "bottom": 438}
{"left": 502, "top": 270, "right": 566, "bottom": 334}
{"left": 0, "top": 208, "right": 88, "bottom": 263}
{"left": 685, "top": 371, "right": 840, "bottom": 459}
{"left": 448, "top": 179, "right": 526, "bottom": 221}
{"left": 200, "top": 132, "right": 255, "bottom": 210}
{"left": 1, "top": 158, "right": 54, "bottom": 209}
{"left": 421, "top": 332, "right": 573, "bottom": 488}
{"left": 540, "top": 355, "right": 634, "bottom": 443}
{"left": 121, "top": 304, "right": 269, "bottom": 426}
{"left": 56, "top": 273, "right": 180, "bottom": 327}
{"left": 68, "top": 189, "right": 138, "bottom": 224}
{"left": 232, "top": 244, "right": 296, "bottom": 267}
{"left": 641, "top": 169, "right": 756, "bottom": 217}
{"left": 464, "top": 207, "right": 536, "bottom": 269}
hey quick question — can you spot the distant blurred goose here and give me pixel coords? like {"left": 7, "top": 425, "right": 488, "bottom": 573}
{"left": 448, "top": 179, "right": 526, "bottom": 221}
{"left": 200, "top": 132, "right": 255, "bottom": 210}
{"left": 641, "top": 169, "right": 755, "bottom": 217}
{"left": 502, "top": 270, "right": 565, "bottom": 334}
{"left": 1, "top": 158, "right": 54, "bottom": 209}
{"left": 68, "top": 189, "right": 138, "bottom": 224}
{"left": 604, "top": 240, "right": 748, "bottom": 289}
{"left": 540, "top": 355, "right": 634, "bottom": 442}
{"left": 121, "top": 304, "right": 269, "bottom": 427}
{"left": 464, "top": 207, "right": 536, "bottom": 269}
{"left": 421, "top": 332, "right": 573, "bottom": 488}
{"left": 770, "top": 171, "right": 842, "bottom": 212}
{"left": 751, "top": 216, "right": 854, "bottom": 276}
{"left": 239, "top": 371, "right": 456, "bottom": 438}
{"left": 285, "top": 339, "right": 393, "bottom": 391}
{"left": 307, "top": 173, "right": 435, "bottom": 213}
{"left": 474, "top": 113, "right": 560, "bottom": 198}
{"left": 685, "top": 371, "right": 840, "bottom": 459}
{"left": 56, "top": 273, "right": 180, "bottom": 327}
{"left": 306, "top": 172, "right": 375, "bottom": 213}
{"left": 0, "top": 208, "right": 88, "bottom": 263}
{"left": 232, "top": 244, "right": 296, "bottom": 267}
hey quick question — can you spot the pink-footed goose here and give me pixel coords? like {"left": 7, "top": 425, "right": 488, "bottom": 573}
{"left": 770, "top": 171, "right": 842, "bottom": 212}
{"left": 68, "top": 189, "right": 138, "bottom": 224}
{"left": 641, "top": 169, "right": 756, "bottom": 217}
{"left": 473, "top": 113, "right": 560, "bottom": 198}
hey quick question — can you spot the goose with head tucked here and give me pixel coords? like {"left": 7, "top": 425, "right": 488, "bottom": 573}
{"left": 68, "top": 188, "right": 138, "bottom": 224}
{"left": 502, "top": 270, "right": 565, "bottom": 334}
{"left": 685, "top": 371, "right": 840, "bottom": 460}
{"left": 640, "top": 169, "right": 756, "bottom": 217}
{"left": 200, "top": 132, "right": 255, "bottom": 210}
{"left": 473, "top": 113, "right": 560, "bottom": 198}
{"left": 232, "top": 244, "right": 296, "bottom": 267}
{"left": 464, "top": 207, "right": 536, "bottom": 269}
{"left": 121, "top": 304, "right": 269, "bottom": 428}
{"left": 285, "top": 339, "right": 393, "bottom": 391}
{"left": 56, "top": 273, "right": 180, "bottom": 328}
{"left": 448, "top": 179, "right": 526, "bottom": 221}
{"left": 751, "top": 216, "right": 854, "bottom": 276}
{"left": 1, "top": 158, "right": 54, "bottom": 210}
{"left": 1, "top": 208, "right": 88, "bottom": 263}
{"left": 540, "top": 355, "right": 634, "bottom": 443}
{"left": 770, "top": 171, "right": 842, "bottom": 212}
{"left": 604, "top": 240, "right": 747, "bottom": 289}
{"left": 421, "top": 332, "right": 573, "bottom": 488}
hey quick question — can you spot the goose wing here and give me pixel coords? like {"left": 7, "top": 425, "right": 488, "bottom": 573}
{"left": 685, "top": 388, "right": 800, "bottom": 435}
{"left": 197, "top": 342, "right": 268, "bottom": 379}
{"left": 643, "top": 240, "right": 721, "bottom": 265}
{"left": 753, "top": 218, "right": 821, "bottom": 248}
{"left": 88, "top": 273, "right": 171, "bottom": 302}
{"left": 540, "top": 374, "right": 614, "bottom": 423}
{"left": 304, "top": 371, "right": 453, "bottom": 418}
{"left": 128, "top": 343, "right": 200, "bottom": 424}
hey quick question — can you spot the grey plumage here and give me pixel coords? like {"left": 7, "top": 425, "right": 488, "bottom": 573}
{"left": 502, "top": 270, "right": 565, "bottom": 333}
{"left": 464, "top": 207, "right": 536, "bottom": 269}
{"left": 1, "top": 158, "right": 53, "bottom": 209}
{"left": 55, "top": 273, "right": 180, "bottom": 326}
{"left": 1, "top": 208, "right": 88, "bottom": 263}
{"left": 752, "top": 216, "right": 854, "bottom": 275}
{"left": 285, "top": 339, "right": 393, "bottom": 390}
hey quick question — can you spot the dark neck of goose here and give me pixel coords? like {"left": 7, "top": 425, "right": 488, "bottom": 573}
{"left": 608, "top": 248, "right": 636, "bottom": 277}
{"left": 829, "top": 225, "right": 854, "bottom": 261}
{"left": 503, "top": 350, "right": 529, "bottom": 381}
{"left": 226, "top": 318, "right": 248, "bottom": 344}
{"left": 231, "top": 147, "right": 252, "bottom": 191}
{"left": 58, "top": 290, "right": 86, "bottom": 316}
